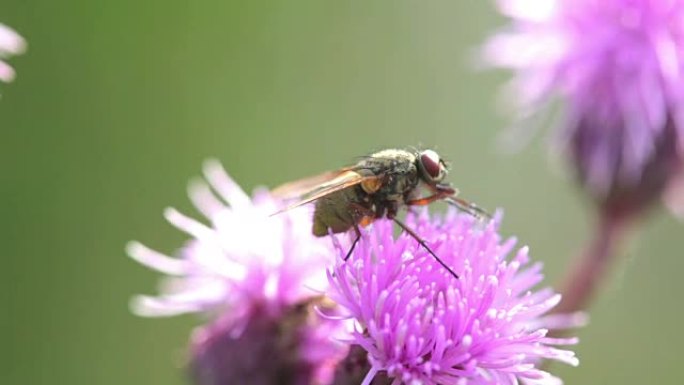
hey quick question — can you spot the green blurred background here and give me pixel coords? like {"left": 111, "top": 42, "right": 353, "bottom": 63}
{"left": 3, "top": 1, "right": 682, "bottom": 384}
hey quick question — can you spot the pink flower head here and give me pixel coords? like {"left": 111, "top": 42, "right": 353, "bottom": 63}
{"left": 483, "top": 0, "right": 684, "bottom": 216}
{"left": 129, "top": 160, "right": 347, "bottom": 385}
{"left": 328, "top": 210, "right": 582, "bottom": 385}
{"left": 0, "top": 23, "right": 26, "bottom": 83}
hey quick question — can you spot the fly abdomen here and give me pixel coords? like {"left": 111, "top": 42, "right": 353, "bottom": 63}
{"left": 312, "top": 187, "right": 367, "bottom": 236}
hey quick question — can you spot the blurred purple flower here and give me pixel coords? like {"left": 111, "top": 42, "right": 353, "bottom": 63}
{"left": 328, "top": 210, "right": 583, "bottom": 385}
{"left": 0, "top": 23, "right": 26, "bottom": 83}
{"left": 482, "top": 0, "right": 684, "bottom": 216}
{"left": 129, "top": 160, "right": 347, "bottom": 385}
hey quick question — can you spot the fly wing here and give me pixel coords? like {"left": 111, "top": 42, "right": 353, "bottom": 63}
{"left": 272, "top": 169, "right": 351, "bottom": 200}
{"left": 271, "top": 169, "right": 381, "bottom": 215}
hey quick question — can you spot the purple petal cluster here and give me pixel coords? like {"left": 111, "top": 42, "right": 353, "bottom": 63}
{"left": 129, "top": 160, "right": 333, "bottom": 319}
{"left": 483, "top": 0, "right": 684, "bottom": 213}
{"left": 0, "top": 23, "right": 25, "bottom": 84}
{"left": 129, "top": 160, "right": 347, "bottom": 385}
{"left": 328, "top": 210, "right": 581, "bottom": 385}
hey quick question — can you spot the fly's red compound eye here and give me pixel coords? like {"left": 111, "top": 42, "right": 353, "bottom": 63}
{"left": 420, "top": 150, "right": 442, "bottom": 179}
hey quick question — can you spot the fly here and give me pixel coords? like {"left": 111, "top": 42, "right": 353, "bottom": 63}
{"left": 272, "top": 148, "right": 490, "bottom": 279}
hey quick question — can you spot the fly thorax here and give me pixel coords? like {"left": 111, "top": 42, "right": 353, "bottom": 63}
{"left": 380, "top": 173, "right": 419, "bottom": 200}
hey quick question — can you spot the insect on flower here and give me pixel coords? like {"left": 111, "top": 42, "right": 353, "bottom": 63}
{"left": 272, "top": 148, "right": 490, "bottom": 279}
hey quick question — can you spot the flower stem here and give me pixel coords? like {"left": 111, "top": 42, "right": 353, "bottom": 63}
{"left": 554, "top": 208, "right": 634, "bottom": 315}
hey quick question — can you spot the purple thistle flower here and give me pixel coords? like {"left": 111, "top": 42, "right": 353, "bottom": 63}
{"left": 327, "top": 210, "right": 582, "bottom": 385}
{"left": 128, "top": 160, "right": 348, "bottom": 385}
{"left": 0, "top": 23, "right": 25, "bottom": 84}
{"left": 482, "top": 0, "right": 684, "bottom": 216}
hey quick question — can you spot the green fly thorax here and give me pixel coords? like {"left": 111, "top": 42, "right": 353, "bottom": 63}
{"left": 356, "top": 149, "right": 422, "bottom": 199}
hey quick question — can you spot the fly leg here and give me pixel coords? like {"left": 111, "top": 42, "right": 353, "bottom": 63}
{"left": 343, "top": 202, "right": 375, "bottom": 262}
{"left": 393, "top": 216, "right": 459, "bottom": 280}
{"left": 344, "top": 226, "right": 361, "bottom": 262}
{"left": 405, "top": 192, "right": 450, "bottom": 217}
{"left": 407, "top": 191, "right": 491, "bottom": 221}
{"left": 444, "top": 196, "right": 491, "bottom": 220}
{"left": 405, "top": 192, "right": 450, "bottom": 206}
